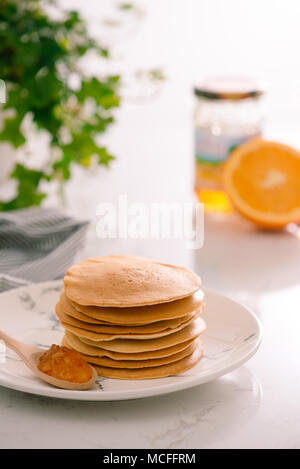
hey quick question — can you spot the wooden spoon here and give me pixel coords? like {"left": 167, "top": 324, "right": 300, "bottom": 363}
{"left": 0, "top": 329, "right": 97, "bottom": 390}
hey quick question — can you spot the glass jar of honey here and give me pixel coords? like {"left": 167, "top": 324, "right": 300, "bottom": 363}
{"left": 194, "top": 77, "right": 265, "bottom": 213}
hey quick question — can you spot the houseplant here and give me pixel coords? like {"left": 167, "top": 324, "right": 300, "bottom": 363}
{"left": 0, "top": 0, "right": 121, "bottom": 210}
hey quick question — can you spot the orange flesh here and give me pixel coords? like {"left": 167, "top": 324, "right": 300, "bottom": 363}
{"left": 223, "top": 139, "right": 300, "bottom": 228}
{"left": 38, "top": 344, "right": 92, "bottom": 383}
{"left": 232, "top": 147, "right": 300, "bottom": 213}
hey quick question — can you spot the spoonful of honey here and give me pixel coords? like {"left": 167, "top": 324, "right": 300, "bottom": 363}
{"left": 0, "top": 329, "right": 97, "bottom": 390}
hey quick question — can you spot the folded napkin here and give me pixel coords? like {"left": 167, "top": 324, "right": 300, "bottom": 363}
{"left": 0, "top": 207, "right": 89, "bottom": 293}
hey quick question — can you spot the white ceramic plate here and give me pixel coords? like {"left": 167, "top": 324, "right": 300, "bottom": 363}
{"left": 0, "top": 281, "right": 262, "bottom": 401}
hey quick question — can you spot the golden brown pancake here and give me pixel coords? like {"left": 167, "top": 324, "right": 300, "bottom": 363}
{"left": 59, "top": 310, "right": 201, "bottom": 342}
{"left": 63, "top": 331, "right": 197, "bottom": 360}
{"left": 58, "top": 292, "right": 203, "bottom": 328}
{"left": 61, "top": 335, "right": 199, "bottom": 369}
{"left": 58, "top": 299, "right": 108, "bottom": 325}
{"left": 92, "top": 343, "right": 203, "bottom": 379}
{"left": 56, "top": 301, "right": 200, "bottom": 335}
{"left": 61, "top": 290, "right": 204, "bottom": 325}
{"left": 77, "top": 318, "right": 206, "bottom": 353}
{"left": 64, "top": 255, "right": 201, "bottom": 307}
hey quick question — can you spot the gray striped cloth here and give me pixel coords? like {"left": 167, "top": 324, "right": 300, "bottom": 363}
{"left": 0, "top": 207, "right": 89, "bottom": 293}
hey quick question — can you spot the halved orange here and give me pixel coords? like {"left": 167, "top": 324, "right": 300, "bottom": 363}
{"left": 223, "top": 138, "right": 300, "bottom": 229}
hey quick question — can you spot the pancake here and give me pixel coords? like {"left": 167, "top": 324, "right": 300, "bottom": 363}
{"left": 61, "top": 335, "right": 199, "bottom": 368}
{"left": 64, "top": 331, "right": 196, "bottom": 360}
{"left": 59, "top": 308, "right": 201, "bottom": 342}
{"left": 64, "top": 255, "right": 201, "bottom": 307}
{"left": 59, "top": 292, "right": 203, "bottom": 328}
{"left": 92, "top": 343, "right": 203, "bottom": 379}
{"left": 56, "top": 301, "right": 200, "bottom": 335}
{"left": 58, "top": 300, "right": 108, "bottom": 325}
{"left": 77, "top": 318, "right": 206, "bottom": 353}
{"left": 61, "top": 290, "right": 204, "bottom": 325}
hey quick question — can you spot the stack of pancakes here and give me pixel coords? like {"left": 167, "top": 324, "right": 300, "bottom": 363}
{"left": 57, "top": 255, "right": 206, "bottom": 379}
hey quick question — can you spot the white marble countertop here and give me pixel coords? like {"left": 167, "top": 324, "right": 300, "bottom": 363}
{"left": 0, "top": 216, "right": 300, "bottom": 449}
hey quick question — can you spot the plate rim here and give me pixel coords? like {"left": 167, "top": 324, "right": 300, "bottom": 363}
{"left": 0, "top": 280, "right": 263, "bottom": 401}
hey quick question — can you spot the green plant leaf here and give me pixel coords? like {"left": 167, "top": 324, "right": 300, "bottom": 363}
{"left": 0, "top": 116, "right": 26, "bottom": 148}
{"left": 77, "top": 77, "right": 120, "bottom": 109}
{"left": 94, "top": 146, "right": 115, "bottom": 166}
{"left": 0, "top": 163, "right": 48, "bottom": 210}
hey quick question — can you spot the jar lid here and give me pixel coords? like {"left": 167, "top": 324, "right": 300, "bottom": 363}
{"left": 194, "top": 77, "right": 264, "bottom": 100}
